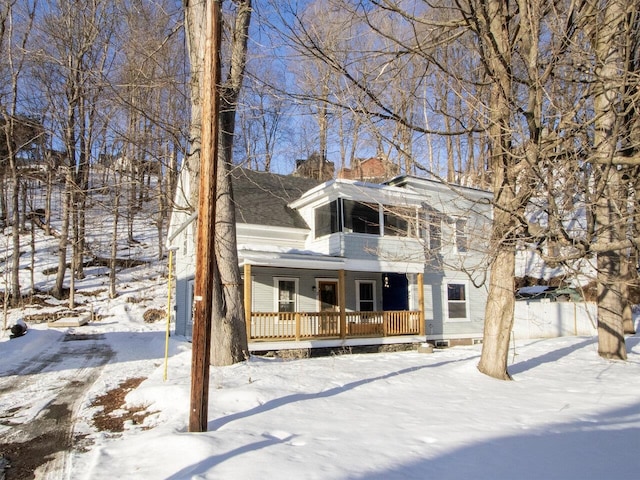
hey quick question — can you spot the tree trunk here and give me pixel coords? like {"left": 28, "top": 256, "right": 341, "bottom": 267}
{"left": 593, "top": 0, "right": 627, "bottom": 360}
{"left": 595, "top": 168, "right": 627, "bottom": 359}
{"left": 210, "top": 111, "right": 249, "bottom": 365}
{"left": 620, "top": 249, "right": 635, "bottom": 334}
{"left": 184, "top": 0, "right": 250, "bottom": 366}
{"left": 478, "top": 246, "right": 515, "bottom": 379}
{"left": 20, "top": 180, "right": 26, "bottom": 231}
{"left": 156, "top": 169, "right": 165, "bottom": 261}
{"left": 52, "top": 168, "right": 71, "bottom": 299}
{"left": 474, "top": 0, "right": 520, "bottom": 380}
{"left": 109, "top": 179, "right": 120, "bottom": 299}
{"left": 209, "top": 0, "right": 252, "bottom": 365}
{"left": 9, "top": 158, "right": 20, "bottom": 304}
{"left": 44, "top": 163, "right": 52, "bottom": 236}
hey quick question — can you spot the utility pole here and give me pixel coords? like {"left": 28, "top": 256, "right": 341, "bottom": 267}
{"left": 189, "top": 0, "right": 222, "bottom": 433}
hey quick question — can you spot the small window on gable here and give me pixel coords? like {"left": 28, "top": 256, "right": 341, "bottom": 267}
{"left": 455, "top": 218, "right": 468, "bottom": 253}
{"left": 428, "top": 214, "right": 442, "bottom": 252}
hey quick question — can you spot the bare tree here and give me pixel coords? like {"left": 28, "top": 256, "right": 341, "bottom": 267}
{"left": 276, "top": 0, "right": 640, "bottom": 378}
{"left": 588, "top": 0, "right": 639, "bottom": 359}
{"left": 34, "top": 0, "right": 117, "bottom": 302}
{"left": 0, "top": 0, "right": 37, "bottom": 304}
{"left": 184, "top": 0, "right": 250, "bottom": 366}
{"left": 237, "top": 63, "right": 290, "bottom": 172}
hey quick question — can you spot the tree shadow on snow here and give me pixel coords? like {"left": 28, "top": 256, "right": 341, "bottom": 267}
{"left": 625, "top": 332, "right": 640, "bottom": 352}
{"left": 508, "top": 337, "right": 596, "bottom": 376}
{"left": 164, "top": 432, "right": 297, "bottom": 480}
{"left": 347, "top": 401, "right": 640, "bottom": 480}
{"left": 208, "top": 357, "right": 477, "bottom": 432}
{"left": 166, "top": 357, "right": 477, "bottom": 478}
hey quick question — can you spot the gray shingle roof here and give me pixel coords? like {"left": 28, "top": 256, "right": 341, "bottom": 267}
{"left": 230, "top": 168, "right": 322, "bottom": 229}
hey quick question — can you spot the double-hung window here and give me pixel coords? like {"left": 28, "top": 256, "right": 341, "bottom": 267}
{"left": 356, "top": 280, "right": 376, "bottom": 312}
{"left": 447, "top": 283, "right": 468, "bottom": 320}
{"left": 275, "top": 278, "right": 297, "bottom": 313}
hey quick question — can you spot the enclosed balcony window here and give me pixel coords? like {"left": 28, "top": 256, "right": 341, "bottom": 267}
{"left": 343, "top": 200, "right": 380, "bottom": 234}
{"left": 384, "top": 208, "right": 410, "bottom": 236}
{"left": 314, "top": 200, "right": 340, "bottom": 238}
{"left": 314, "top": 198, "right": 413, "bottom": 238}
{"left": 428, "top": 214, "right": 442, "bottom": 251}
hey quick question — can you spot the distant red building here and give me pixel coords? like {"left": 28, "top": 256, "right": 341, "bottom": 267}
{"left": 338, "top": 157, "right": 400, "bottom": 183}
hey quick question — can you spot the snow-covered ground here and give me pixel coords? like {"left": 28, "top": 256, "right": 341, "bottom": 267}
{"left": 2, "top": 316, "right": 639, "bottom": 479}
{"left": 1, "top": 177, "right": 639, "bottom": 479}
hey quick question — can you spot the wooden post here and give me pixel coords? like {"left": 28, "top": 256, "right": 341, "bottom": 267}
{"left": 418, "top": 273, "right": 425, "bottom": 336}
{"left": 339, "top": 270, "right": 346, "bottom": 338}
{"left": 244, "top": 263, "right": 252, "bottom": 343}
{"left": 189, "top": 0, "right": 221, "bottom": 433}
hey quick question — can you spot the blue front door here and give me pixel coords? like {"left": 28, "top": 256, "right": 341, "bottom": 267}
{"left": 382, "top": 273, "right": 408, "bottom": 311}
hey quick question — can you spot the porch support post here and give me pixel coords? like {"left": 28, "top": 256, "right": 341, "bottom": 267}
{"left": 339, "top": 269, "right": 346, "bottom": 338}
{"left": 244, "top": 263, "right": 252, "bottom": 342}
{"left": 418, "top": 272, "right": 425, "bottom": 336}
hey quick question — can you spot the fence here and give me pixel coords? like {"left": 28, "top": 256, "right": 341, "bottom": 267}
{"left": 513, "top": 300, "right": 597, "bottom": 339}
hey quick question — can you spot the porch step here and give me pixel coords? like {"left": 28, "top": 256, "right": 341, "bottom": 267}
{"left": 418, "top": 343, "right": 434, "bottom": 354}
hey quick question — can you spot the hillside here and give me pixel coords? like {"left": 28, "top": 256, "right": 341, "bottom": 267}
{"left": 0, "top": 173, "right": 639, "bottom": 479}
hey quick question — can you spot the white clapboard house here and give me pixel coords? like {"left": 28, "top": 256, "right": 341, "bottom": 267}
{"left": 167, "top": 167, "right": 492, "bottom": 351}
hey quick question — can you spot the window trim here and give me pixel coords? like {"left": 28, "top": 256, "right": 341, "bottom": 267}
{"left": 314, "top": 198, "right": 417, "bottom": 239}
{"left": 274, "top": 277, "right": 299, "bottom": 313}
{"left": 314, "top": 200, "right": 341, "bottom": 239}
{"left": 455, "top": 218, "right": 468, "bottom": 253}
{"left": 427, "top": 213, "right": 442, "bottom": 252}
{"left": 356, "top": 279, "right": 376, "bottom": 312}
{"left": 445, "top": 281, "right": 470, "bottom": 322}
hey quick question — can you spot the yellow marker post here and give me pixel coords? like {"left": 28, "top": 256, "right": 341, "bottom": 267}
{"left": 164, "top": 249, "right": 174, "bottom": 381}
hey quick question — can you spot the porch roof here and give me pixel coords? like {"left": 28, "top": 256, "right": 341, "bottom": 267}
{"left": 238, "top": 246, "right": 423, "bottom": 273}
{"left": 239, "top": 247, "right": 345, "bottom": 270}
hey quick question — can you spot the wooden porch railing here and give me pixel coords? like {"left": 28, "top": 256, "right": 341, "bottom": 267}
{"left": 249, "top": 310, "right": 421, "bottom": 341}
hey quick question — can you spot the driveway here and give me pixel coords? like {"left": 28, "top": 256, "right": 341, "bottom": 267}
{"left": 0, "top": 331, "right": 113, "bottom": 480}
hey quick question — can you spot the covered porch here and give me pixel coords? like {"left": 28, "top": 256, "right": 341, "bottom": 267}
{"left": 243, "top": 263, "right": 426, "bottom": 344}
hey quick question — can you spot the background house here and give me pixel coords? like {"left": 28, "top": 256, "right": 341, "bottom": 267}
{"left": 168, "top": 166, "right": 492, "bottom": 350}
{"left": 292, "top": 153, "right": 335, "bottom": 181}
{"left": 337, "top": 156, "right": 400, "bottom": 183}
